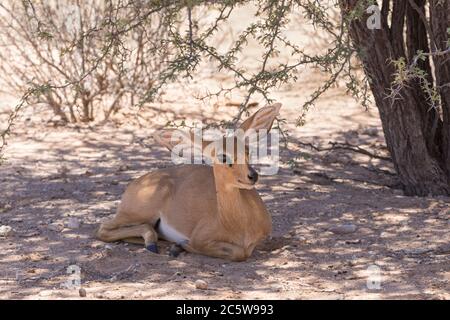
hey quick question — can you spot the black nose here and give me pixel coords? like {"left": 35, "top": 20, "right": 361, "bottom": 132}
{"left": 247, "top": 168, "right": 258, "bottom": 183}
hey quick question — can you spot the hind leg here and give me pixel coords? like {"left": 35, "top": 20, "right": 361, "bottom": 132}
{"left": 97, "top": 221, "right": 159, "bottom": 253}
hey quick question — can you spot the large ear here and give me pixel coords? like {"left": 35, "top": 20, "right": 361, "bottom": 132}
{"left": 239, "top": 103, "right": 282, "bottom": 133}
{"left": 153, "top": 128, "right": 217, "bottom": 159}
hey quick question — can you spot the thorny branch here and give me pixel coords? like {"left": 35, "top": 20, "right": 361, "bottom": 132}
{"left": 387, "top": 47, "right": 450, "bottom": 110}
{"left": 0, "top": 0, "right": 393, "bottom": 160}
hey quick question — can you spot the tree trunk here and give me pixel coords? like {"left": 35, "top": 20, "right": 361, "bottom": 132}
{"left": 340, "top": 0, "right": 450, "bottom": 196}
{"left": 429, "top": 0, "right": 450, "bottom": 178}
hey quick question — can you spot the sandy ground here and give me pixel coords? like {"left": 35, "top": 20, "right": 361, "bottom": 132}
{"left": 0, "top": 5, "right": 449, "bottom": 300}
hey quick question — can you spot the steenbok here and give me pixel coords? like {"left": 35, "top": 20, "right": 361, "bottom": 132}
{"left": 97, "top": 103, "right": 281, "bottom": 261}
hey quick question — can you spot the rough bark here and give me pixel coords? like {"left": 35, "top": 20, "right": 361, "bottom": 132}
{"left": 406, "top": 0, "right": 443, "bottom": 159}
{"left": 340, "top": 0, "right": 450, "bottom": 196}
{"left": 429, "top": 0, "right": 450, "bottom": 177}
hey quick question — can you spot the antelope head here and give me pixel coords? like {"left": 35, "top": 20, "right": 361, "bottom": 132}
{"left": 154, "top": 103, "right": 282, "bottom": 190}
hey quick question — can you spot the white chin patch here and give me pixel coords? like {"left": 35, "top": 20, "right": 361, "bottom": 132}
{"left": 157, "top": 215, "right": 189, "bottom": 244}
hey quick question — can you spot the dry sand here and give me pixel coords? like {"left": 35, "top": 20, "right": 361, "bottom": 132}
{"left": 0, "top": 5, "right": 448, "bottom": 299}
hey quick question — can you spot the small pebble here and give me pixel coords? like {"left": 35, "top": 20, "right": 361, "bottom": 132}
{"left": 0, "top": 225, "right": 13, "bottom": 237}
{"left": 79, "top": 288, "right": 87, "bottom": 297}
{"left": 48, "top": 223, "right": 64, "bottom": 232}
{"left": 195, "top": 279, "right": 208, "bottom": 290}
{"left": 272, "top": 284, "right": 283, "bottom": 292}
{"left": 329, "top": 224, "right": 357, "bottom": 234}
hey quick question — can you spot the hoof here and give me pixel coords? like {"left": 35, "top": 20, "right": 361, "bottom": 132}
{"left": 169, "top": 244, "right": 184, "bottom": 258}
{"left": 146, "top": 243, "right": 159, "bottom": 253}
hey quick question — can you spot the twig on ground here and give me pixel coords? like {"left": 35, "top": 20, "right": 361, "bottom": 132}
{"left": 293, "top": 170, "right": 400, "bottom": 189}
{"left": 298, "top": 141, "right": 391, "bottom": 161}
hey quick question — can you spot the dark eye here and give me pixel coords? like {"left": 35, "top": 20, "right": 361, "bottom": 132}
{"left": 218, "top": 154, "right": 233, "bottom": 167}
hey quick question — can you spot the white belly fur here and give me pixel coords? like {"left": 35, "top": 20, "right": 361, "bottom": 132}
{"left": 157, "top": 215, "right": 189, "bottom": 244}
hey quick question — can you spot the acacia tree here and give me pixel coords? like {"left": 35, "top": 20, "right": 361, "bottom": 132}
{"left": 1, "top": 0, "right": 449, "bottom": 196}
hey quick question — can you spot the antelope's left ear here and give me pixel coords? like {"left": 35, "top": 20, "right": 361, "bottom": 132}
{"left": 239, "top": 103, "right": 282, "bottom": 133}
{"left": 153, "top": 129, "right": 189, "bottom": 152}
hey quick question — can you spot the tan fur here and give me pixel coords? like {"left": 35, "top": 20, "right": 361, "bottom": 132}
{"left": 96, "top": 104, "right": 281, "bottom": 261}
